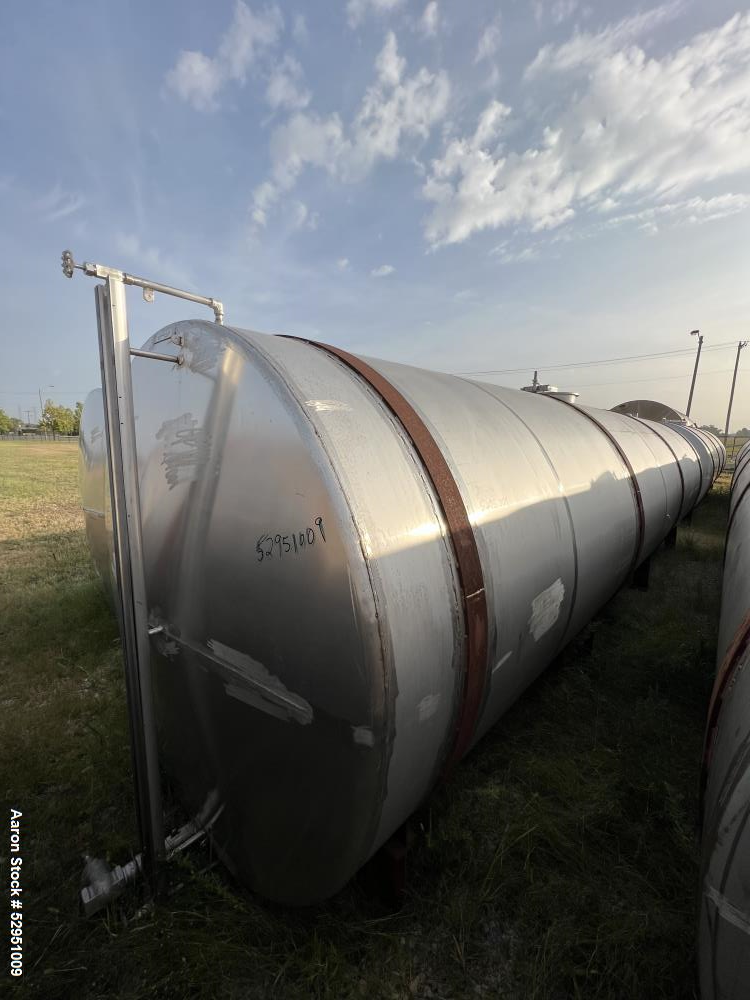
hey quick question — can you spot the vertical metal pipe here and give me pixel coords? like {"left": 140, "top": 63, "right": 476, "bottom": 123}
{"left": 686, "top": 333, "right": 703, "bottom": 418}
{"left": 95, "top": 277, "right": 165, "bottom": 893}
{"left": 723, "top": 341, "right": 747, "bottom": 440}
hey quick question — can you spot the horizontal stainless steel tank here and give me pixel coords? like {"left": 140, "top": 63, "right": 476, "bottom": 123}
{"left": 700, "top": 438, "right": 750, "bottom": 999}
{"left": 80, "top": 321, "right": 724, "bottom": 904}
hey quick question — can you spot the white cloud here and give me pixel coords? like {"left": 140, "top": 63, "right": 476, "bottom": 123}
{"left": 419, "top": 2, "right": 439, "bottom": 38}
{"left": 290, "top": 200, "right": 318, "bottom": 229}
{"left": 347, "top": 0, "right": 404, "bottom": 29}
{"left": 252, "top": 31, "right": 449, "bottom": 228}
{"left": 337, "top": 257, "right": 351, "bottom": 270}
{"left": 604, "top": 193, "right": 750, "bottom": 231}
{"left": 551, "top": 0, "right": 579, "bottom": 25}
{"left": 376, "top": 30, "right": 406, "bottom": 86}
{"left": 525, "top": 1, "right": 684, "bottom": 78}
{"left": 269, "top": 112, "right": 347, "bottom": 182}
{"left": 475, "top": 16, "right": 501, "bottom": 63}
{"left": 250, "top": 178, "right": 283, "bottom": 227}
{"left": 165, "top": 1, "right": 283, "bottom": 111}
{"left": 165, "top": 51, "right": 224, "bottom": 111}
{"left": 266, "top": 53, "right": 310, "bottom": 110}
{"left": 490, "top": 241, "right": 541, "bottom": 263}
{"left": 292, "top": 13, "right": 308, "bottom": 44}
{"left": 371, "top": 263, "right": 395, "bottom": 276}
{"left": 114, "top": 233, "right": 191, "bottom": 286}
{"left": 424, "top": 12, "right": 750, "bottom": 247}
{"left": 35, "top": 183, "right": 85, "bottom": 223}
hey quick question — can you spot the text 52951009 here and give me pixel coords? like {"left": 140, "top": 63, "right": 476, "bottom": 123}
{"left": 9, "top": 809, "right": 22, "bottom": 977}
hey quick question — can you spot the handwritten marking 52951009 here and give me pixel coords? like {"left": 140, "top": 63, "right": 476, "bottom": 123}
{"left": 256, "top": 516, "right": 326, "bottom": 563}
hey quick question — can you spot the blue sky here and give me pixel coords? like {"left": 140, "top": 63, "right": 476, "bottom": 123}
{"left": 2, "top": 0, "right": 750, "bottom": 427}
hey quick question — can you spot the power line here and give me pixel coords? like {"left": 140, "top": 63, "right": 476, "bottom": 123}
{"left": 457, "top": 341, "right": 738, "bottom": 376}
{"left": 553, "top": 366, "right": 748, "bottom": 390}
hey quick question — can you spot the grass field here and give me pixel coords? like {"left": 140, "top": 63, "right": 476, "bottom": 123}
{"left": 0, "top": 439, "right": 729, "bottom": 999}
{"left": 724, "top": 435, "right": 749, "bottom": 466}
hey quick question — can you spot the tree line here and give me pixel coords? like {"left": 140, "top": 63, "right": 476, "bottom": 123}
{"left": 2, "top": 408, "right": 749, "bottom": 439}
{"left": 700, "top": 424, "right": 750, "bottom": 437}
{"left": 0, "top": 400, "right": 84, "bottom": 436}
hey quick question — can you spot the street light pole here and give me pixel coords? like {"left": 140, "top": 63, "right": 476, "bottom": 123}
{"left": 686, "top": 329, "right": 703, "bottom": 418}
{"left": 724, "top": 340, "right": 748, "bottom": 440}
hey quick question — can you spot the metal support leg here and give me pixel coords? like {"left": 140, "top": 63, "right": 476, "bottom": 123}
{"left": 96, "top": 278, "right": 165, "bottom": 894}
{"left": 664, "top": 525, "right": 678, "bottom": 550}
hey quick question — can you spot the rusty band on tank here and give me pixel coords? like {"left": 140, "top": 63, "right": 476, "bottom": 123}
{"left": 626, "top": 415, "right": 686, "bottom": 520}
{"left": 701, "top": 610, "right": 750, "bottom": 812}
{"left": 543, "top": 396, "right": 646, "bottom": 575}
{"left": 286, "top": 337, "right": 489, "bottom": 776}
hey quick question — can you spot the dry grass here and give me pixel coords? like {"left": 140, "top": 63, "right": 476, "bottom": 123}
{"left": 0, "top": 441, "right": 728, "bottom": 999}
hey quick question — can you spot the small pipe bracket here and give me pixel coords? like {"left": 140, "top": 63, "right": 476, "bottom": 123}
{"left": 60, "top": 249, "right": 225, "bottom": 325}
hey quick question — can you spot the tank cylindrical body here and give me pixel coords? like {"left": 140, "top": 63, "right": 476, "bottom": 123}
{"left": 80, "top": 321, "right": 723, "bottom": 904}
{"left": 700, "top": 439, "right": 750, "bottom": 1000}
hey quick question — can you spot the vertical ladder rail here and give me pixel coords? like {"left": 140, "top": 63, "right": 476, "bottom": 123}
{"left": 95, "top": 276, "right": 165, "bottom": 894}
{"left": 63, "top": 249, "right": 225, "bottom": 902}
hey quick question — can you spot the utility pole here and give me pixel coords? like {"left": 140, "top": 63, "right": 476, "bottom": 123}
{"left": 686, "top": 329, "right": 703, "bottom": 418}
{"left": 724, "top": 340, "right": 747, "bottom": 440}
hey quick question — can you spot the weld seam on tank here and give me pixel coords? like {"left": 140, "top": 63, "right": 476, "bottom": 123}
{"left": 733, "top": 449, "right": 750, "bottom": 485}
{"left": 288, "top": 335, "right": 490, "bottom": 774}
{"left": 236, "top": 329, "right": 400, "bottom": 862}
{"left": 699, "top": 426, "right": 745, "bottom": 1000}
{"left": 695, "top": 427, "right": 721, "bottom": 481}
{"left": 722, "top": 483, "right": 750, "bottom": 569}
{"left": 266, "top": 332, "right": 474, "bottom": 859}
{"left": 542, "top": 394, "right": 646, "bottom": 573}
{"left": 668, "top": 424, "right": 714, "bottom": 504}
{"left": 702, "top": 613, "right": 750, "bottom": 804}
{"left": 676, "top": 430, "right": 705, "bottom": 480}
{"left": 709, "top": 808, "right": 750, "bottom": 996}
{"left": 466, "top": 380, "right": 581, "bottom": 649}
{"left": 703, "top": 722, "right": 750, "bottom": 846}
{"left": 624, "top": 415, "right": 687, "bottom": 521}
{"left": 704, "top": 878, "right": 750, "bottom": 937}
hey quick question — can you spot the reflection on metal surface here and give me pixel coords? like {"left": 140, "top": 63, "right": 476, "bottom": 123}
{"left": 700, "top": 438, "right": 750, "bottom": 1000}
{"left": 612, "top": 398, "right": 692, "bottom": 424}
{"left": 80, "top": 320, "right": 724, "bottom": 904}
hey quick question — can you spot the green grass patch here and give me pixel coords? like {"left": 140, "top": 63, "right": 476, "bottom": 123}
{"left": 0, "top": 441, "right": 727, "bottom": 999}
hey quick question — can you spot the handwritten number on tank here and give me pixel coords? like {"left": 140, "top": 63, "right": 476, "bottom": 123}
{"left": 256, "top": 516, "right": 327, "bottom": 562}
